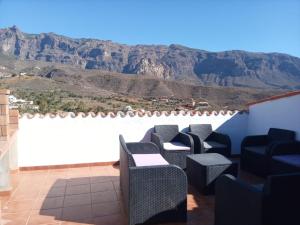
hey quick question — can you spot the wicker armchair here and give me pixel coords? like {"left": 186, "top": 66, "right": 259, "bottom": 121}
{"left": 215, "top": 173, "right": 300, "bottom": 225}
{"left": 240, "top": 128, "right": 295, "bottom": 176}
{"left": 151, "top": 125, "right": 194, "bottom": 169}
{"left": 119, "top": 135, "right": 187, "bottom": 225}
{"left": 271, "top": 141, "right": 300, "bottom": 174}
{"left": 187, "top": 124, "right": 231, "bottom": 156}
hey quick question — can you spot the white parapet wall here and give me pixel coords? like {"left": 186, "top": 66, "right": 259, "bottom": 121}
{"left": 17, "top": 111, "right": 248, "bottom": 167}
{"left": 248, "top": 94, "right": 300, "bottom": 140}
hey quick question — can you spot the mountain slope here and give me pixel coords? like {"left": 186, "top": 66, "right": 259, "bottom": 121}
{"left": 1, "top": 26, "right": 300, "bottom": 89}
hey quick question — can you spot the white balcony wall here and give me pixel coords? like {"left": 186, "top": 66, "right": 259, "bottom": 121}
{"left": 17, "top": 112, "right": 248, "bottom": 167}
{"left": 248, "top": 94, "right": 300, "bottom": 140}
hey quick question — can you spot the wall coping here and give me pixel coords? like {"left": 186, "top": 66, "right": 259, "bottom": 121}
{"left": 20, "top": 110, "right": 248, "bottom": 119}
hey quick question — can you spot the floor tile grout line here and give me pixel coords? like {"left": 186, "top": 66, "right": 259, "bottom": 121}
{"left": 60, "top": 176, "right": 68, "bottom": 218}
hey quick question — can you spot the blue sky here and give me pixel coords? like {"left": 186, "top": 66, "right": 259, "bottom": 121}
{"left": 0, "top": 0, "right": 299, "bottom": 57}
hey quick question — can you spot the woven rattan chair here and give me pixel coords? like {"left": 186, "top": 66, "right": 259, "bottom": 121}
{"left": 270, "top": 141, "right": 300, "bottom": 174}
{"left": 240, "top": 128, "right": 295, "bottom": 176}
{"left": 151, "top": 125, "right": 194, "bottom": 169}
{"left": 187, "top": 124, "right": 231, "bottom": 156}
{"left": 119, "top": 135, "right": 187, "bottom": 225}
{"left": 215, "top": 173, "right": 300, "bottom": 225}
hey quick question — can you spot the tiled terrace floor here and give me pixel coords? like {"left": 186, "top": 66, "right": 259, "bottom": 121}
{"left": 0, "top": 165, "right": 264, "bottom": 225}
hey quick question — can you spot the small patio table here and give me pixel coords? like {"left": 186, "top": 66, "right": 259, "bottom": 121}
{"left": 186, "top": 153, "right": 238, "bottom": 194}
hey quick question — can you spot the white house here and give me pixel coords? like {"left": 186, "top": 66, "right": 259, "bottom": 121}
{"left": 247, "top": 90, "right": 300, "bottom": 140}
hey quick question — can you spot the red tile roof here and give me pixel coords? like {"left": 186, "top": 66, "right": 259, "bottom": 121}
{"left": 247, "top": 90, "right": 300, "bottom": 106}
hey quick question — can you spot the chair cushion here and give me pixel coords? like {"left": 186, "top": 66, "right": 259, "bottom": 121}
{"left": 272, "top": 154, "right": 300, "bottom": 168}
{"left": 132, "top": 154, "right": 169, "bottom": 167}
{"left": 163, "top": 142, "right": 191, "bottom": 151}
{"left": 244, "top": 146, "right": 267, "bottom": 155}
{"left": 203, "top": 141, "right": 226, "bottom": 149}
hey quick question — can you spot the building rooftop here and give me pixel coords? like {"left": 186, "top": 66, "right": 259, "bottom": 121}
{"left": 0, "top": 164, "right": 263, "bottom": 225}
{"left": 247, "top": 90, "right": 300, "bottom": 106}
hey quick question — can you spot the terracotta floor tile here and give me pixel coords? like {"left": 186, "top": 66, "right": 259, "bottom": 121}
{"left": 19, "top": 170, "right": 49, "bottom": 175}
{"left": 48, "top": 168, "right": 69, "bottom": 173}
{"left": 91, "top": 202, "right": 121, "bottom": 217}
{"left": 67, "top": 177, "right": 90, "bottom": 186}
{"left": 90, "top": 176, "right": 111, "bottom": 184}
{"left": 110, "top": 176, "right": 119, "bottom": 181}
{"left": 64, "top": 193, "right": 91, "bottom": 207}
{"left": 45, "top": 178, "right": 68, "bottom": 188}
{"left": 20, "top": 174, "right": 48, "bottom": 184}
{"left": 0, "top": 196, "right": 11, "bottom": 209}
{"left": 90, "top": 182, "right": 114, "bottom": 193}
{"left": 0, "top": 211, "right": 30, "bottom": 225}
{"left": 93, "top": 213, "right": 126, "bottom": 225}
{"left": 60, "top": 220, "right": 93, "bottom": 225}
{"left": 65, "top": 184, "right": 90, "bottom": 195}
{"left": 115, "top": 190, "right": 122, "bottom": 201}
{"left": 105, "top": 169, "right": 120, "bottom": 176}
{"left": 67, "top": 167, "right": 91, "bottom": 173}
{"left": 62, "top": 204, "right": 93, "bottom": 221}
{"left": 67, "top": 173, "right": 91, "bottom": 179}
{"left": 16, "top": 182, "right": 44, "bottom": 191}
{"left": 27, "top": 208, "right": 62, "bottom": 225}
{"left": 67, "top": 169, "right": 91, "bottom": 178}
{"left": 2, "top": 199, "right": 35, "bottom": 213}
{"left": 10, "top": 188, "right": 40, "bottom": 201}
{"left": 33, "top": 196, "right": 65, "bottom": 210}
{"left": 91, "top": 190, "right": 117, "bottom": 204}
{"left": 47, "top": 172, "right": 69, "bottom": 179}
{"left": 90, "top": 166, "right": 109, "bottom": 171}
{"left": 10, "top": 174, "right": 24, "bottom": 185}
{"left": 40, "top": 186, "right": 66, "bottom": 198}
{"left": 112, "top": 180, "right": 120, "bottom": 190}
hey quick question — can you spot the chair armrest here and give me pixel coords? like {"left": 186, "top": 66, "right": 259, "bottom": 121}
{"left": 151, "top": 133, "right": 163, "bottom": 150}
{"left": 215, "top": 174, "right": 262, "bottom": 225}
{"left": 211, "top": 132, "right": 231, "bottom": 146}
{"left": 126, "top": 142, "right": 160, "bottom": 154}
{"left": 129, "top": 165, "right": 187, "bottom": 223}
{"left": 176, "top": 132, "right": 194, "bottom": 153}
{"left": 241, "top": 135, "right": 268, "bottom": 148}
{"left": 268, "top": 141, "right": 300, "bottom": 156}
{"left": 187, "top": 132, "right": 204, "bottom": 153}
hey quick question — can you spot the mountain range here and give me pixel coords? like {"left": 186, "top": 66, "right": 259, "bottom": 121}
{"left": 1, "top": 26, "right": 300, "bottom": 90}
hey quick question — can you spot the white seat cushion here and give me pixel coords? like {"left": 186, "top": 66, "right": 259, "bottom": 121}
{"left": 163, "top": 142, "right": 191, "bottom": 151}
{"left": 203, "top": 141, "right": 226, "bottom": 149}
{"left": 132, "top": 154, "right": 169, "bottom": 167}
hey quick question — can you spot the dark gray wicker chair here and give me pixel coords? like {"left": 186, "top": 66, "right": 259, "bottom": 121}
{"left": 271, "top": 141, "right": 300, "bottom": 174}
{"left": 119, "top": 135, "right": 187, "bottom": 225}
{"left": 151, "top": 125, "right": 194, "bottom": 169}
{"left": 187, "top": 124, "right": 231, "bottom": 156}
{"left": 215, "top": 173, "right": 300, "bottom": 225}
{"left": 240, "top": 128, "right": 295, "bottom": 176}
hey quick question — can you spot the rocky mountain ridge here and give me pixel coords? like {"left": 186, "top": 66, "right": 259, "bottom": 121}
{"left": 1, "top": 26, "right": 300, "bottom": 89}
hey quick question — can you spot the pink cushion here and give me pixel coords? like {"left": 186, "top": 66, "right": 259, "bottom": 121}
{"left": 132, "top": 154, "right": 169, "bottom": 167}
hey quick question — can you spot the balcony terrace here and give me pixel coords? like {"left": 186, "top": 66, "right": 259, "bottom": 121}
{"left": 0, "top": 89, "right": 299, "bottom": 225}
{"left": 1, "top": 164, "right": 263, "bottom": 225}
